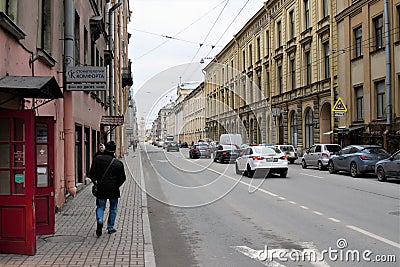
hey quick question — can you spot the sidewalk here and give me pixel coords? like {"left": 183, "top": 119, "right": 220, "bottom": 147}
{"left": 0, "top": 147, "right": 155, "bottom": 267}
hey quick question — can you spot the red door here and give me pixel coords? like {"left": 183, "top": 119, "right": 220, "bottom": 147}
{"left": 0, "top": 110, "right": 36, "bottom": 255}
{"left": 34, "top": 117, "right": 55, "bottom": 235}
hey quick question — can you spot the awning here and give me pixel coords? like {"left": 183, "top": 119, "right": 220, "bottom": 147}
{"left": 100, "top": 116, "right": 124, "bottom": 126}
{"left": 323, "top": 130, "right": 333, "bottom": 135}
{"left": 0, "top": 76, "right": 63, "bottom": 99}
{"left": 348, "top": 125, "right": 365, "bottom": 132}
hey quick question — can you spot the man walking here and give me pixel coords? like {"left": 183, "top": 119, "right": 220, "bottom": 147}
{"left": 89, "top": 141, "right": 126, "bottom": 237}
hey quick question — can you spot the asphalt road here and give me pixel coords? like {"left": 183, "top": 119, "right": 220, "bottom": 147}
{"left": 141, "top": 143, "right": 400, "bottom": 267}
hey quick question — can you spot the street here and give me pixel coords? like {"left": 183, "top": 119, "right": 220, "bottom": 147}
{"left": 141, "top": 143, "right": 399, "bottom": 267}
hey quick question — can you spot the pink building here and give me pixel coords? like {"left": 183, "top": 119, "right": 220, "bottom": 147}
{"left": 0, "top": 0, "right": 132, "bottom": 255}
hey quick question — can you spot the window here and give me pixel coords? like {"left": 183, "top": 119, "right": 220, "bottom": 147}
{"left": 323, "top": 43, "right": 330, "bottom": 79}
{"left": 249, "top": 44, "right": 253, "bottom": 66}
{"left": 290, "top": 58, "right": 296, "bottom": 90}
{"left": 277, "top": 66, "right": 283, "bottom": 94}
{"left": 290, "top": 112, "right": 298, "bottom": 147}
{"left": 304, "top": 0, "right": 310, "bottom": 29}
{"left": 242, "top": 50, "right": 246, "bottom": 71}
{"left": 376, "top": 81, "right": 385, "bottom": 118}
{"left": 289, "top": 10, "right": 295, "bottom": 39}
{"left": 0, "top": 0, "right": 17, "bottom": 21}
{"left": 374, "top": 15, "right": 383, "bottom": 50}
{"left": 277, "top": 21, "right": 282, "bottom": 47}
{"left": 257, "top": 37, "right": 261, "bottom": 61}
{"left": 398, "top": 6, "right": 400, "bottom": 41}
{"left": 266, "top": 71, "right": 270, "bottom": 97}
{"left": 355, "top": 86, "right": 364, "bottom": 120}
{"left": 305, "top": 108, "right": 314, "bottom": 148}
{"left": 305, "top": 51, "right": 311, "bottom": 85}
{"left": 354, "top": 26, "right": 362, "bottom": 58}
{"left": 84, "top": 27, "right": 88, "bottom": 65}
{"left": 322, "top": 0, "right": 328, "bottom": 18}
{"left": 266, "top": 30, "right": 270, "bottom": 56}
{"left": 37, "top": 0, "right": 51, "bottom": 52}
{"left": 74, "top": 12, "right": 80, "bottom": 66}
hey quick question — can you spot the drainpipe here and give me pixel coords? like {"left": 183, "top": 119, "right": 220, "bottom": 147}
{"left": 108, "top": 0, "right": 122, "bottom": 140}
{"left": 64, "top": 0, "right": 76, "bottom": 196}
{"left": 384, "top": 0, "right": 391, "bottom": 126}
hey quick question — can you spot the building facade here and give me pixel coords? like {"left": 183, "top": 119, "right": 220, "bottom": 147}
{"left": 335, "top": 0, "right": 400, "bottom": 151}
{"left": 0, "top": 0, "right": 131, "bottom": 255}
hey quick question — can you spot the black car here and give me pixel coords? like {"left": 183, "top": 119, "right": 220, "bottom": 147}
{"left": 180, "top": 141, "right": 189, "bottom": 148}
{"left": 166, "top": 141, "right": 179, "bottom": 152}
{"left": 189, "top": 144, "right": 212, "bottom": 159}
{"left": 213, "top": 144, "right": 241, "bottom": 163}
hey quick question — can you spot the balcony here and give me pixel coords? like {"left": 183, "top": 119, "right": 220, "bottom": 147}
{"left": 122, "top": 60, "right": 133, "bottom": 87}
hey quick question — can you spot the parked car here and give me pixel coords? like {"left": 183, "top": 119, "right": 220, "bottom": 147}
{"left": 328, "top": 145, "right": 390, "bottom": 177}
{"left": 157, "top": 140, "right": 164, "bottom": 148}
{"left": 179, "top": 141, "right": 188, "bottom": 148}
{"left": 235, "top": 146, "right": 289, "bottom": 178}
{"left": 275, "top": 145, "right": 298, "bottom": 164}
{"left": 166, "top": 141, "right": 180, "bottom": 152}
{"left": 375, "top": 150, "right": 400, "bottom": 181}
{"left": 302, "top": 144, "right": 342, "bottom": 170}
{"left": 189, "top": 144, "right": 212, "bottom": 159}
{"left": 213, "top": 144, "right": 241, "bottom": 163}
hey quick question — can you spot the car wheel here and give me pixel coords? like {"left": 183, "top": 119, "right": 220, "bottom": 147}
{"left": 302, "top": 159, "right": 307, "bottom": 169}
{"left": 328, "top": 161, "right": 335, "bottom": 174}
{"left": 280, "top": 169, "right": 288, "bottom": 178}
{"left": 318, "top": 161, "right": 324, "bottom": 171}
{"left": 289, "top": 159, "right": 295, "bottom": 164}
{"left": 247, "top": 165, "right": 254, "bottom": 178}
{"left": 350, "top": 162, "right": 358, "bottom": 178}
{"left": 377, "top": 166, "right": 387, "bottom": 182}
{"left": 219, "top": 156, "right": 224, "bottom": 163}
{"left": 235, "top": 163, "right": 242, "bottom": 174}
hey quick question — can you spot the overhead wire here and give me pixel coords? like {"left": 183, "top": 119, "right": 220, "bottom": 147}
{"left": 132, "top": 0, "right": 229, "bottom": 62}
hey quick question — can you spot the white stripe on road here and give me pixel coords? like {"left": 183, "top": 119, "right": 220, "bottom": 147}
{"left": 346, "top": 225, "right": 400, "bottom": 249}
{"left": 288, "top": 201, "right": 297, "bottom": 205}
{"left": 328, "top": 217, "right": 341, "bottom": 223}
{"left": 300, "top": 206, "right": 309, "bottom": 210}
{"left": 313, "top": 211, "right": 324, "bottom": 216}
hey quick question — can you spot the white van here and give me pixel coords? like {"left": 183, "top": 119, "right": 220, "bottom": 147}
{"left": 219, "top": 134, "right": 243, "bottom": 147}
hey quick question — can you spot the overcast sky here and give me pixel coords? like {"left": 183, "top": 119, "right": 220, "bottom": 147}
{"left": 128, "top": 0, "right": 264, "bottom": 126}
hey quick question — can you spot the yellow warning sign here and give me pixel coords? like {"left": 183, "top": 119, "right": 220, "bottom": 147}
{"left": 332, "top": 97, "right": 348, "bottom": 112}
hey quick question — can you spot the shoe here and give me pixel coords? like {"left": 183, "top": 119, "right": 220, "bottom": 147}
{"left": 107, "top": 229, "right": 117, "bottom": 234}
{"left": 96, "top": 222, "right": 103, "bottom": 237}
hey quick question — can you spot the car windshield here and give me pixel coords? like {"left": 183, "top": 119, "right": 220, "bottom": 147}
{"left": 198, "top": 145, "right": 210, "bottom": 149}
{"left": 279, "top": 146, "right": 294, "bottom": 152}
{"left": 253, "top": 147, "right": 276, "bottom": 155}
{"left": 222, "top": 145, "right": 239, "bottom": 150}
{"left": 325, "top": 145, "right": 341, "bottom": 152}
{"left": 266, "top": 146, "right": 282, "bottom": 153}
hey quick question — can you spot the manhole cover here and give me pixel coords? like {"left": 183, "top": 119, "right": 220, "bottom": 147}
{"left": 389, "top": 211, "right": 400, "bottom": 216}
{"left": 43, "top": 235, "right": 85, "bottom": 243}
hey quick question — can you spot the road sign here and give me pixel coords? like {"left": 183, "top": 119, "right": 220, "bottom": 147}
{"left": 332, "top": 97, "right": 347, "bottom": 112}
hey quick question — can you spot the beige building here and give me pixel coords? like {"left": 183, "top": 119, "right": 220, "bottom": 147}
{"left": 335, "top": 0, "right": 400, "bottom": 151}
{"left": 182, "top": 82, "right": 206, "bottom": 143}
{"left": 204, "top": 0, "right": 338, "bottom": 150}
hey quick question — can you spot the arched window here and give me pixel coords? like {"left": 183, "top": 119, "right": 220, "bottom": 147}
{"left": 290, "top": 112, "right": 298, "bottom": 147}
{"left": 305, "top": 108, "right": 314, "bottom": 148}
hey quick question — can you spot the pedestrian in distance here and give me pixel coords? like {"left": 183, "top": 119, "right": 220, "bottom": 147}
{"left": 89, "top": 141, "right": 126, "bottom": 237}
{"left": 93, "top": 143, "right": 105, "bottom": 158}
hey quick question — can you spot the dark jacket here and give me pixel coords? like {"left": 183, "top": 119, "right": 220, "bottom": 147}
{"left": 89, "top": 152, "right": 126, "bottom": 199}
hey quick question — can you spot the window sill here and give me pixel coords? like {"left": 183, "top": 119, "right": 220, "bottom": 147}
{"left": 370, "top": 47, "right": 385, "bottom": 55}
{"left": 0, "top": 12, "right": 26, "bottom": 40}
{"left": 351, "top": 55, "right": 363, "bottom": 62}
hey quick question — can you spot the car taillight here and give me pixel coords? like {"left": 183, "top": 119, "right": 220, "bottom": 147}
{"left": 251, "top": 156, "right": 264, "bottom": 160}
{"left": 280, "top": 156, "right": 288, "bottom": 161}
{"left": 222, "top": 151, "right": 227, "bottom": 155}
{"left": 322, "top": 152, "right": 328, "bottom": 157}
{"left": 207, "top": 148, "right": 210, "bottom": 150}
{"left": 359, "top": 155, "right": 371, "bottom": 160}
{"left": 194, "top": 148, "right": 198, "bottom": 152}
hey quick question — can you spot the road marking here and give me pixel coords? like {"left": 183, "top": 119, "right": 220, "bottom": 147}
{"left": 288, "top": 201, "right": 297, "bottom": 205}
{"left": 328, "top": 217, "right": 341, "bottom": 223}
{"left": 183, "top": 160, "right": 399, "bottom": 250}
{"left": 157, "top": 160, "right": 168, "bottom": 163}
{"left": 346, "top": 225, "right": 400, "bottom": 249}
{"left": 235, "top": 244, "right": 330, "bottom": 267}
{"left": 301, "top": 173, "right": 324, "bottom": 179}
{"left": 313, "top": 211, "right": 324, "bottom": 216}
